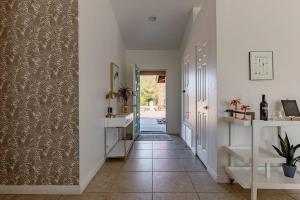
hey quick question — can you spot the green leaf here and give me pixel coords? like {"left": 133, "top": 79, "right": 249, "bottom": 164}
{"left": 285, "top": 133, "right": 291, "bottom": 153}
{"left": 272, "top": 145, "right": 283, "bottom": 157}
{"left": 293, "top": 144, "right": 300, "bottom": 154}
{"left": 278, "top": 134, "right": 288, "bottom": 156}
{"left": 293, "top": 156, "right": 300, "bottom": 165}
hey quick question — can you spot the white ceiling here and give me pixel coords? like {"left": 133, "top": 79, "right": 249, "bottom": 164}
{"left": 110, "top": 0, "right": 202, "bottom": 50}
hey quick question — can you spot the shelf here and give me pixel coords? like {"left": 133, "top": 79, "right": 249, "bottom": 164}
{"left": 224, "top": 146, "right": 285, "bottom": 164}
{"left": 107, "top": 140, "right": 134, "bottom": 158}
{"left": 253, "top": 120, "right": 300, "bottom": 128}
{"left": 223, "top": 117, "right": 251, "bottom": 126}
{"left": 105, "top": 113, "right": 133, "bottom": 128}
{"left": 226, "top": 166, "right": 300, "bottom": 189}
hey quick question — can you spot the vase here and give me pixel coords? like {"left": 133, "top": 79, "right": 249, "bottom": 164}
{"left": 282, "top": 164, "right": 297, "bottom": 178}
{"left": 122, "top": 105, "right": 129, "bottom": 113}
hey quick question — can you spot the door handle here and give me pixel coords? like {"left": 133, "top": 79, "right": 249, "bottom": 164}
{"left": 182, "top": 90, "right": 186, "bottom": 93}
{"left": 203, "top": 106, "right": 208, "bottom": 110}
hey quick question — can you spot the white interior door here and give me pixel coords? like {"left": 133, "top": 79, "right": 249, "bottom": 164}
{"left": 181, "top": 56, "right": 190, "bottom": 146}
{"left": 196, "top": 43, "right": 209, "bottom": 166}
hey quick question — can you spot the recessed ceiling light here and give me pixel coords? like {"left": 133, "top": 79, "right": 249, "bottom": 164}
{"left": 148, "top": 16, "right": 157, "bottom": 22}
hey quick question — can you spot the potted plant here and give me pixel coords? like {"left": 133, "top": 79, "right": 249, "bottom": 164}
{"left": 273, "top": 133, "right": 300, "bottom": 178}
{"left": 118, "top": 87, "right": 134, "bottom": 113}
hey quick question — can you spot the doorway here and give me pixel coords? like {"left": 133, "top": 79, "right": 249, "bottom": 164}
{"left": 140, "top": 71, "right": 167, "bottom": 133}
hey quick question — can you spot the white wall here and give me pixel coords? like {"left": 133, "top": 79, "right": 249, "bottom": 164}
{"left": 79, "top": 0, "right": 125, "bottom": 191}
{"left": 216, "top": 0, "right": 300, "bottom": 180}
{"left": 180, "top": 0, "right": 218, "bottom": 178}
{"left": 125, "top": 50, "right": 181, "bottom": 134}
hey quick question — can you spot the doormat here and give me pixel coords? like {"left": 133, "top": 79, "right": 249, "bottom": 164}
{"left": 136, "top": 134, "right": 173, "bottom": 141}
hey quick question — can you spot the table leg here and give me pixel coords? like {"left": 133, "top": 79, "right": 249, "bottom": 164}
{"left": 123, "top": 127, "right": 126, "bottom": 158}
{"left": 104, "top": 128, "right": 107, "bottom": 159}
{"left": 251, "top": 187, "right": 257, "bottom": 200}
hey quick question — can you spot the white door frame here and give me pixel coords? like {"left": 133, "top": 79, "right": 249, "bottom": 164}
{"left": 139, "top": 68, "right": 168, "bottom": 133}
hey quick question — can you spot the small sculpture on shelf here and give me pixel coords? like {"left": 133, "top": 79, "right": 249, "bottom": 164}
{"left": 240, "top": 104, "right": 251, "bottom": 120}
{"left": 273, "top": 133, "right": 300, "bottom": 178}
{"left": 230, "top": 99, "right": 241, "bottom": 118}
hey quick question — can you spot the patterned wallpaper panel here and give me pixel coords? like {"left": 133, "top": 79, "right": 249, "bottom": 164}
{"left": 0, "top": 0, "right": 79, "bottom": 185}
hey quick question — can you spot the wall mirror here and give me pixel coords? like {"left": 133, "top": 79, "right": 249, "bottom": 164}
{"left": 110, "top": 62, "right": 120, "bottom": 93}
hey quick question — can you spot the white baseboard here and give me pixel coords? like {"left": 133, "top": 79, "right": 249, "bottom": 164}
{"left": 207, "top": 165, "right": 218, "bottom": 182}
{"left": 80, "top": 158, "right": 104, "bottom": 193}
{"left": 191, "top": 147, "right": 196, "bottom": 155}
{"left": 0, "top": 185, "right": 81, "bottom": 195}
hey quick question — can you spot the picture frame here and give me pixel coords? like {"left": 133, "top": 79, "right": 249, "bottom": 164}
{"left": 110, "top": 62, "right": 120, "bottom": 93}
{"left": 249, "top": 51, "right": 274, "bottom": 80}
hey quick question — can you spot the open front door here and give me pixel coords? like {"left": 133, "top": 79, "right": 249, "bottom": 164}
{"left": 196, "top": 43, "right": 209, "bottom": 166}
{"left": 133, "top": 65, "right": 140, "bottom": 138}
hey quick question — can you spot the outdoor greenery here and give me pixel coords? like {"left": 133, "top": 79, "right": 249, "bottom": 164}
{"left": 140, "top": 76, "right": 159, "bottom": 106}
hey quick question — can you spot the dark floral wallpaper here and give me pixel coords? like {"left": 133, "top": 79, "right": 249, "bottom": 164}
{"left": 0, "top": 0, "right": 79, "bottom": 185}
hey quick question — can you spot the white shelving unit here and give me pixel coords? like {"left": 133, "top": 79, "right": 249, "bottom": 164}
{"left": 224, "top": 117, "right": 300, "bottom": 200}
{"left": 224, "top": 146, "right": 285, "bottom": 165}
{"left": 104, "top": 113, "right": 134, "bottom": 159}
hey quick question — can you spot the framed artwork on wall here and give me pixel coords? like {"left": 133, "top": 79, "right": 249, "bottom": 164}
{"left": 249, "top": 51, "right": 274, "bottom": 80}
{"left": 110, "top": 62, "right": 120, "bottom": 93}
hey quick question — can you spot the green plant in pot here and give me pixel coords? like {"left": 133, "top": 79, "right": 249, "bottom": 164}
{"left": 118, "top": 87, "right": 134, "bottom": 114}
{"left": 273, "top": 133, "right": 300, "bottom": 178}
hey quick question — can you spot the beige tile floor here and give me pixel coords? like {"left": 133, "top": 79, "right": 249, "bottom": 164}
{"left": 1, "top": 136, "right": 299, "bottom": 200}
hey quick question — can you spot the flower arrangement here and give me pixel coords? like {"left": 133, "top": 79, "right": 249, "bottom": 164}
{"left": 240, "top": 104, "right": 251, "bottom": 120}
{"left": 230, "top": 99, "right": 241, "bottom": 118}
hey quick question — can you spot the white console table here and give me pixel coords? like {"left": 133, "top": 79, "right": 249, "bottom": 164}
{"left": 224, "top": 117, "right": 300, "bottom": 200}
{"left": 104, "top": 113, "right": 134, "bottom": 159}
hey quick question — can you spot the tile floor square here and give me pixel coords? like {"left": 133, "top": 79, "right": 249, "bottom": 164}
{"left": 198, "top": 193, "right": 247, "bottom": 200}
{"left": 153, "top": 142, "right": 188, "bottom": 150}
{"left": 111, "top": 172, "right": 152, "bottom": 192}
{"left": 133, "top": 143, "right": 153, "bottom": 150}
{"left": 153, "top": 193, "right": 199, "bottom": 200}
{"left": 109, "top": 193, "right": 152, "bottom": 200}
{"left": 153, "top": 172, "right": 195, "bottom": 192}
{"left": 189, "top": 172, "right": 245, "bottom": 193}
{"left": 180, "top": 159, "right": 206, "bottom": 172}
{"left": 129, "top": 149, "right": 153, "bottom": 159}
{"left": 153, "top": 159, "right": 185, "bottom": 171}
{"left": 122, "top": 159, "right": 152, "bottom": 171}
{"left": 153, "top": 150, "right": 194, "bottom": 159}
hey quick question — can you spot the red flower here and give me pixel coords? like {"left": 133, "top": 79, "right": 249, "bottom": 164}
{"left": 230, "top": 99, "right": 241, "bottom": 118}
